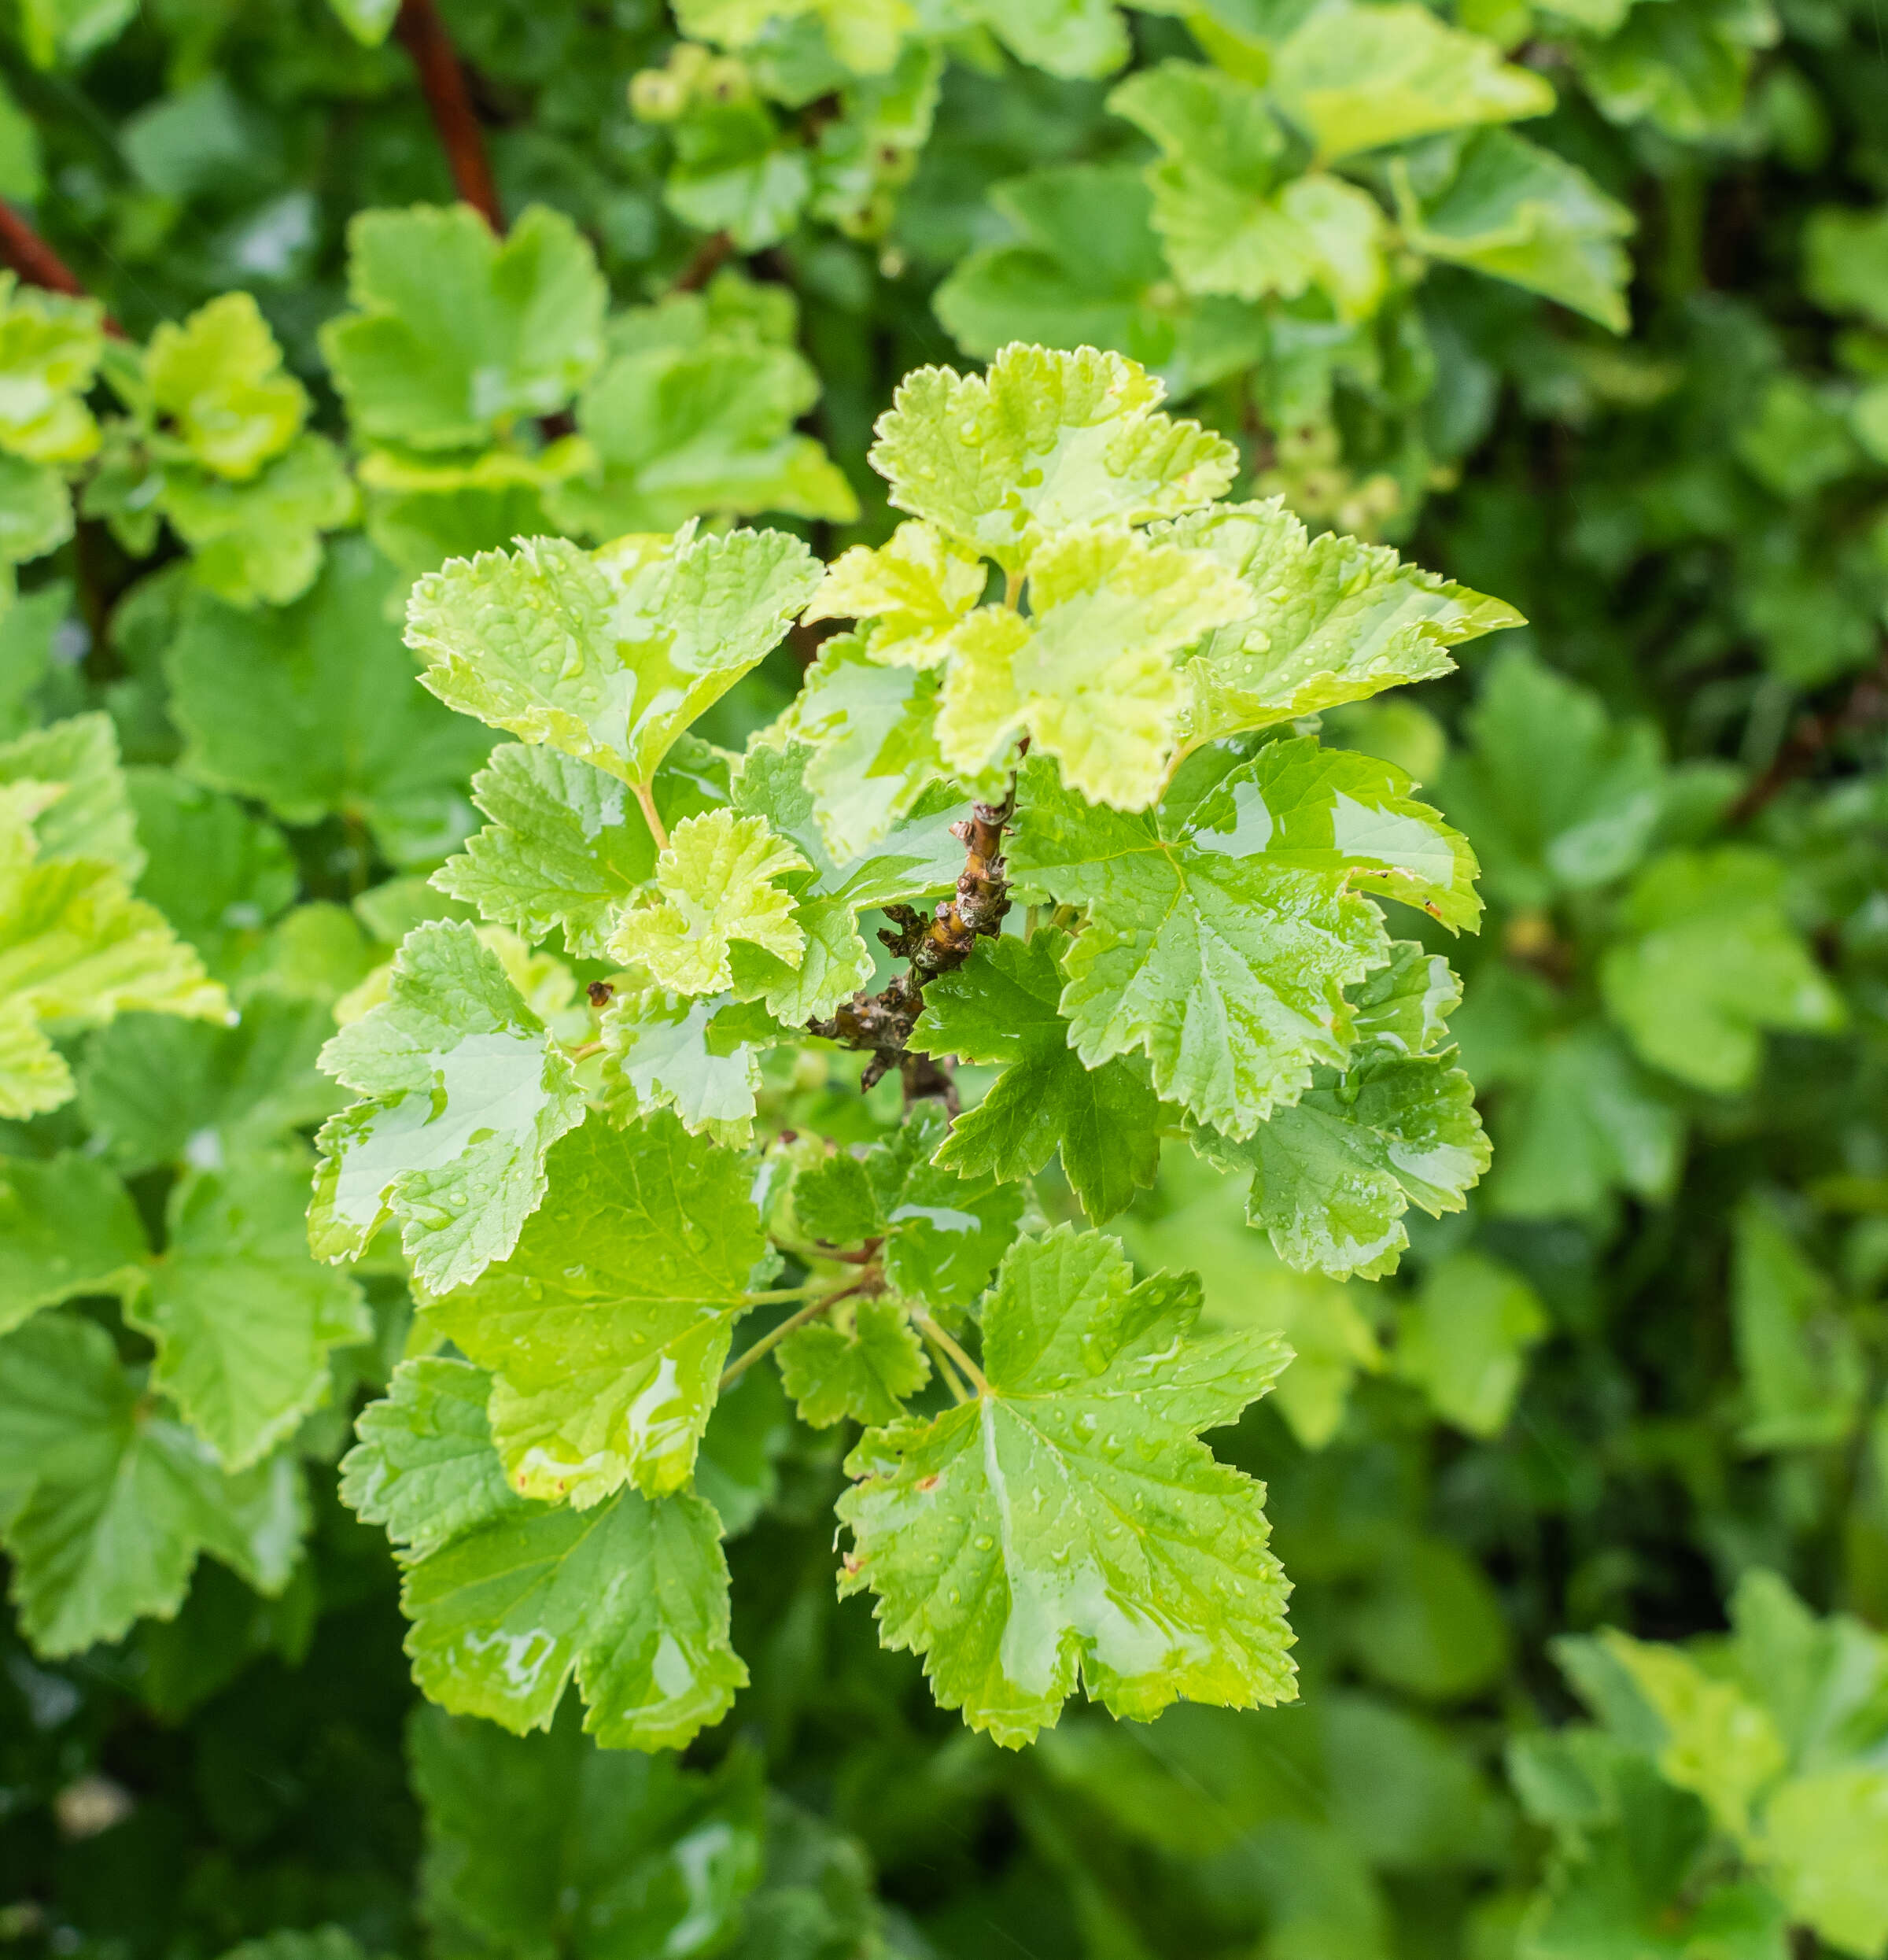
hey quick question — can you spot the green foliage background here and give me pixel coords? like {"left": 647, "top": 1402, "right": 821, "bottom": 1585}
{"left": 0, "top": 0, "right": 1886, "bottom": 1955}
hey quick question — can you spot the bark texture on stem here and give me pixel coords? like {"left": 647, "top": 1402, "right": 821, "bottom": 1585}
{"left": 395, "top": 0, "right": 504, "bottom": 231}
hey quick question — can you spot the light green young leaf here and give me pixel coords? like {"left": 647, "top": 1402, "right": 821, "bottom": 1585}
{"left": 158, "top": 433, "right": 358, "bottom": 609}
{"left": 0, "top": 1312, "right": 306, "bottom": 1657}
{"left": 777, "top": 1294, "right": 930, "bottom": 1428}
{"left": 166, "top": 535, "right": 491, "bottom": 866}
{"left": 675, "top": 0, "right": 915, "bottom": 72}
{"left": 1350, "top": 938, "right": 1462, "bottom": 1055}
{"left": 910, "top": 927, "right": 1160, "bottom": 1224}
{"left": 599, "top": 984, "right": 769, "bottom": 1144}
{"left": 1009, "top": 742, "right": 1476, "bottom": 1139}
{"left": 0, "top": 272, "right": 105, "bottom": 464}
{"left": 0, "top": 1151, "right": 146, "bottom": 1336}
{"left": 936, "top": 522, "right": 1250, "bottom": 810}
{"left": 320, "top": 204, "right": 607, "bottom": 452}
{"left": 610, "top": 808, "right": 808, "bottom": 995}
{"left": 341, "top": 1357, "right": 529, "bottom": 1561}
{"left": 402, "top": 1484, "right": 747, "bottom": 1751}
{"left": 1600, "top": 848, "right": 1846, "bottom": 1094}
{"left": 146, "top": 292, "right": 308, "bottom": 481}
{"left": 769, "top": 633, "right": 955, "bottom": 854}
{"left": 1761, "top": 1770, "right": 1888, "bottom": 1958}
{"left": 0, "top": 450, "right": 76, "bottom": 567}
{"left": 547, "top": 338, "right": 857, "bottom": 538}
{"left": 409, "top": 1705, "right": 761, "bottom": 1956}
{"left": 0, "top": 785, "right": 226, "bottom": 1120}
{"left": 933, "top": 164, "right": 1271, "bottom": 402}
{"left": 127, "top": 1154, "right": 370, "bottom": 1471}
{"left": 310, "top": 921, "right": 588, "bottom": 1292}
{"left": 1205, "top": 1046, "right": 1489, "bottom": 1279}
{"left": 423, "top": 1113, "right": 765, "bottom": 1505}
{"left": 837, "top": 1226, "right": 1296, "bottom": 1746}
{"left": 326, "top": 0, "right": 400, "bottom": 44}
{"left": 869, "top": 344, "right": 1238, "bottom": 572}
{"left": 1730, "top": 1200, "right": 1865, "bottom": 1452}
{"left": 950, "top": 0, "right": 1128, "bottom": 78}
{"left": 1270, "top": 0, "right": 1555, "bottom": 161}
{"left": 406, "top": 524, "right": 818, "bottom": 787}
{"left": 1108, "top": 65, "right": 1388, "bottom": 315}
{"left": 1392, "top": 129, "right": 1635, "bottom": 334}
{"left": 1435, "top": 648, "right": 1666, "bottom": 908}
{"left": 792, "top": 1101, "right": 1024, "bottom": 1309}
{"left": 1156, "top": 498, "right": 1522, "bottom": 746}
{"left": 1395, "top": 1250, "right": 1547, "bottom": 1437}
{"left": 803, "top": 519, "right": 987, "bottom": 670}
{"left": 0, "top": 711, "right": 143, "bottom": 876}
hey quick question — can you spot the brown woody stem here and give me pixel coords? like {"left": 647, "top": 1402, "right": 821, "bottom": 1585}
{"left": 396, "top": 0, "right": 504, "bottom": 231}
{"left": 673, "top": 230, "right": 733, "bottom": 293}
{"left": 0, "top": 203, "right": 124, "bottom": 335}
{"left": 1731, "top": 644, "right": 1888, "bottom": 825}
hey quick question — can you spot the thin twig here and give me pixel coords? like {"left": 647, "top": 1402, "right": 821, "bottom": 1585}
{"left": 1730, "top": 644, "right": 1888, "bottom": 825}
{"left": 673, "top": 230, "right": 733, "bottom": 293}
{"left": 912, "top": 1309, "right": 988, "bottom": 1398}
{"left": 719, "top": 1277, "right": 875, "bottom": 1391}
{"left": 0, "top": 204, "right": 124, "bottom": 335}
{"left": 632, "top": 780, "right": 669, "bottom": 851}
{"left": 395, "top": 0, "right": 503, "bottom": 231}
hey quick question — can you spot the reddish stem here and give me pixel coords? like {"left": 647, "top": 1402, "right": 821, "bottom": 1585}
{"left": 672, "top": 230, "right": 733, "bottom": 293}
{"left": 0, "top": 203, "right": 124, "bottom": 335}
{"left": 395, "top": 0, "right": 503, "bottom": 231}
{"left": 1730, "top": 645, "right": 1888, "bottom": 825}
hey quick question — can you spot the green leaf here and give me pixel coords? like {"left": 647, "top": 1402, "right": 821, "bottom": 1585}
{"left": 0, "top": 711, "right": 143, "bottom": 876}
{"left": 406, "top": 524, "right": 819, "bottom": 787}
{"left": 401, "top": 1484, "right": 747, "bottom": 1750}
{"left": 410, "top": 1705, "right": 762, "bottom": 1953}
{"left": 1009, "top": 742, "right": 1477, "bottom": 1139}
{"left": 693, "top": 1360, "right": 791, "bottom": 1535}
{"left": 950, "top": 0, "right": 1129, "bottom": 78}
{"left": 935, "top": 523, "right": 1250, "bottom": 810}
{"left": 146, "top": 292, "right": 307, "bottom": 481}
{"left": 0, "top": 1312, "right": 306, "bottom": 1656}
{"left": 933, "top": 164, "right": 1271, "bottom": 402}
{"left": 325, "top": 0, "right": 399, "bottom": 44}
{"left": 599, "top": 982, "right": 769, "bottom": 1144}
{"left": 159, "top": 434, "right": 358, "bottom": 609}
{"left": 0, "top": 778, "right": 226, "bottom": 1120}
{"left": 0, "top": 1150, "right": 147, "bottom": 1337}
{"left": 1204, "top": 1046, "right": 1489, "bottom": 1279}
{"left": 1395, "top": 1250, "right": 1547, "bottom": 1437}
{"left": 0, "top": 450, "right": 75, "bottom": 567}
{"left": 546, "top": 336, "right": 857, "bottom": 538}
{"left": 422, "top": 1113, "right": 765, "bottom": 1504}
{"left": 165, "top": 534, "right": 493, "bottom": 868}
{"left": 1268, "top": 0, "right": 1555, "bottom": 161}
{"left": 1435, "top": 648, "right": 1665, "bottom": 908}
{"left": 341, "top": 1357, "right": 529, "bottom": 1560}
{"left": 777, "top": 1294, "right": 930, "bottom": 1427}
{"left": 1392, "top": 130, "right": 1635, "bottom": 334}
{"left": 1730, "top": 1200, "right": 1865, "bottom": 1452}
{"left": 869, "top": 344, "right": 1238, "bottom": 572}
{"left": 1761, "top": 1769, "right": 1888, "bottom": 1957}
{"left": 910, "top": 927, "right": 1160, "bottom": 1224}
{"left": 769, "top": 633, "right": 956, "bottom": 854}
{"left": 837, "top": 1226, "right": 1296, "bottom": 1746}
{"left": 320, "top": 204, "right": 607, "bottom": 452}
{"left": 127, "top": 1155, "right": 370, "bottom": 1471}
{"left": 1350, "top": 936, "right": 1462, "bottom": 1055}
{"left": 1600, "top": 848, "right": 1846, "bottom": 1094}
{"left": 1156, "top": 498, "right": 1522, "bottom": 746}
{"left": 78, "top": 998, "right": 341, "bottom": 1175}
{"left": 310, "top": 921, "right": 588, "bottom": 1292}
{"left": 803, "top": 518, "right": 986, "bottom": 670}
{"left": 0, "top": 271, "right": 105, "bottom": 464}
{"left": 1108, "top": 65, "right": 1388, "bottom": 315}
{"left": 675, "top": 0, "right": 915, "bottom": 72}
{"left": 17, "top": 0, "right": 135, "bottom": 65}
{"left": 125, "top": 771, "right": 297, "bottom": 980}
{"left": 1804, "top": 203, "right": 1888, "bottom": 330}
{"left": 792, "top": 1101, "right": 1025, "bottom": 1309}
{"left": 1572, "top": 0, "right": 1779, "bottom": 141}
{"left": 610, "top": 808, "right": 809, "bottom": 995}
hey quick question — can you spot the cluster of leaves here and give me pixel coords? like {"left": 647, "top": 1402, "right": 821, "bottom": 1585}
{"left": 0, "top": 0, "right": 1885, "bottom": 1958}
